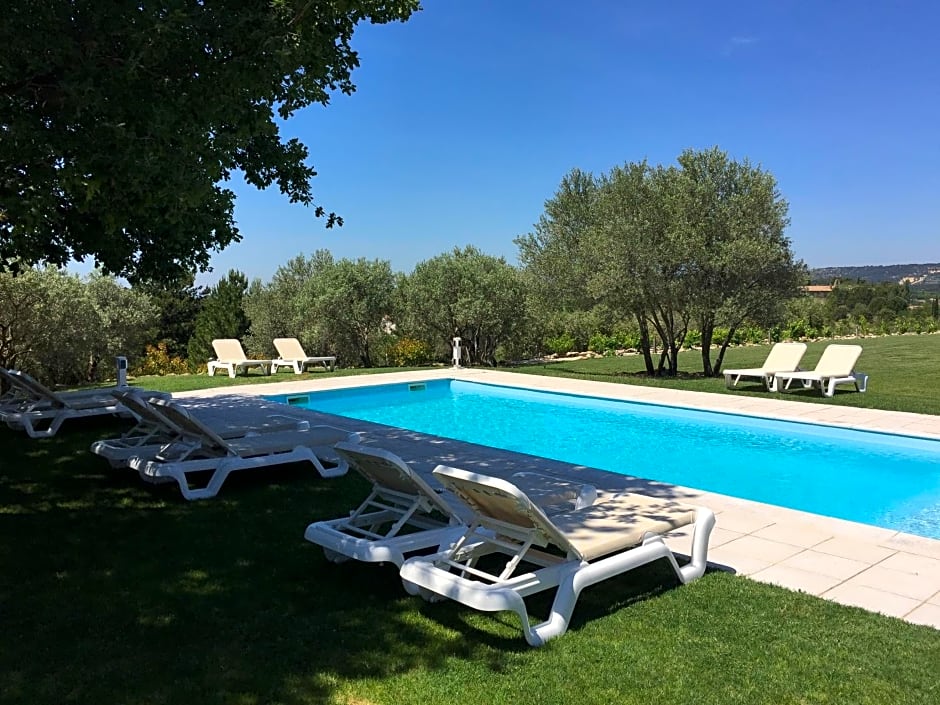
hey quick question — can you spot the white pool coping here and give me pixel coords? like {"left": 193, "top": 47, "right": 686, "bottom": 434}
{"left": 176, "top": 368, "right": 940, "bottom": 629}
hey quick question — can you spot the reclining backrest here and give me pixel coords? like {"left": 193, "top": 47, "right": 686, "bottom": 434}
{"left": 433, "top": 465, "right": 576, "bottom": 554}
{"left": 762, "top": 342, "right": 807, "bottom": 371}
{"left": 112, "top": 391, "right": 182, "bottom": 434}
{"left": 151, "top": 399, "right": 230, "bottom": 453}
{"left": 211, "top": 339, "right": 248, "bottom": 362}
{"left": 337, "top": 443, "right": 458, "bottom": 518}
{"left": 814, "top": 344, "right": 862, "bottom": 376}
{"left": 273, "top": 338, "right": 306, "bottom": 360}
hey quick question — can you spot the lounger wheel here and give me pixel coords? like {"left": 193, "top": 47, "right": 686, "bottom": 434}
{"left": 322, "top": 547, "right": 351, "bottom": 564}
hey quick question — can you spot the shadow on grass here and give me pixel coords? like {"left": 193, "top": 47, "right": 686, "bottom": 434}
{"left": 5, "top": 396, "right": 937, "bottom": 705}
{"left": 2, "top": 417, "right": 693, "bottom": 704}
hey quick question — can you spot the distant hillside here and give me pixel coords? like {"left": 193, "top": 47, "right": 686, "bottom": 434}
{"left": 809, "top": 263, "right": 940, "bottom": 294}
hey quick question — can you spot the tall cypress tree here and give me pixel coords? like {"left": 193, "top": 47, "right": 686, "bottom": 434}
{"left": 187, "top": 270, "right": 250, "bottom": 364}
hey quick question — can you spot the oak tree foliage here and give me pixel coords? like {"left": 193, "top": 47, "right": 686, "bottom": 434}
{"left": 0, "top": 0, "right": 420, "bottom": 282}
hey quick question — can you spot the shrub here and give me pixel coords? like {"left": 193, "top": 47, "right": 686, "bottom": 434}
{"left": 741, "top": 326, "right": 766, "bottom": 344}
{"left": 613, "top": 328, "right": 641, "bottom": 350}
{"left": 545, "top": 333, "right": 576, "bottom": 355}
{"left": 589, "top": 328, "right": 641, "bottom": 352}
{"left": 387, "top": 337, "right": 433, "bottom": 367}
{"left": 712, "top": 326, "right": 741, "bottom": 345}
{"left": 588, "top": 333, "right": 616, "bottom": 353}
{"left": 134, "top": 343, "right": 190, "bottom": 376}
{"left": 784, "top": 319, "right": 807, "bottom": 340}
{"left": 684, "top": 330, "right": 702, "bottom": 348}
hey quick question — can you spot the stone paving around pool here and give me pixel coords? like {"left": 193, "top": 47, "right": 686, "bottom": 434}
{"left": 176, "top": 368, "right": 940, "bottom": 630}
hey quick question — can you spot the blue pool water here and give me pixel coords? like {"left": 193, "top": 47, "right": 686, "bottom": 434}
{"left": 269, "top": 379, "right": 940, "bottom": 539}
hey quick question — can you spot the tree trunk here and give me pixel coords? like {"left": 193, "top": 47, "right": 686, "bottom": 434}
{"left": 636, "top": 313, "right": 655, "bottom": 375}
{"left": 712, "top": 325, "right": 738, "bottom": 375}
{"left": 657, "top": 348, "right": 669, "bottom": 375}
{"left": 699, "top": 318, "right": 714, "bottom": 376}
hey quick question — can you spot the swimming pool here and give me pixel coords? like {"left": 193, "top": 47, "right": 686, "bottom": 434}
{"left": 269, "top": 379, "right": 940, "bottom": 539}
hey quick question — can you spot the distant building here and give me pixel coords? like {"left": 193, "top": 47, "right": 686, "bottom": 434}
{"left": 801, "top": 284, "right": 835, "bottom": 298}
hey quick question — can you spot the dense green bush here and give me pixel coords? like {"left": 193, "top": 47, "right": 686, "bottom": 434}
{"left": 0, "top": 267, "right": 157, "bottom": 385}
{"left": 684, "top": 330, "right": 702, "bottom": 348}
{"left": 588, "top": 333, "right": 615, "bottom": 353}
{"left": 134, "top": 343, "right": 191, "bottom": 376}
{"left": 545, "top": 333, "right": 576, "bottom": 355}
{"left": 387, "top": 337, "right": 434, "bottom": 367}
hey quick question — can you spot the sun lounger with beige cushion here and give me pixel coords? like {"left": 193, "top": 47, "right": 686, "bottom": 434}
{"left": 0, "top": 367, "right": 128, "bottom": 413}
{"left": 126, "top": 399, "right": 359, "bottom": 499}
{"left": 722, "top": 342, "right": 807, "bottom": 392}
{"left": 207, "top": 339, "right": 272, "bottom": 378}
{"left": 773, "top": 344, "right": 867, "bottom": 397}
{"left": 91, "top": 391, "right": 310, "bottom": 468}
{"left": 0, "top": 369, "right": 169, "bottom": 438}
{"left": 399, "top": 466, "right": 715, "bottom": 646}
{"left": 304, "top": 443, "right": 598, "bottom": 569}
{"left": 304, "top": 443, "right": 469, "bottom": 567}
{"left": 271, "top": 338, "right": 336, "bottom": 374}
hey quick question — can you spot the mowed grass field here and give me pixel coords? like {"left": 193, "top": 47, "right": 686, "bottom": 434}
{"left": 512, "top": 334, "right": 940, "bottom": 416}
{"left": 2, "top": 334, "right": 939, "bottom": 704}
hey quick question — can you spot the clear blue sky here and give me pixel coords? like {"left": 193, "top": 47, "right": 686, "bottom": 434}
{"left": 202, "top": 0, "right": 940, "bottom": 286}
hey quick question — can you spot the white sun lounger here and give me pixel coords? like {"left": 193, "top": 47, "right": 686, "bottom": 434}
{"left": 399, "top": 466, "right": 715, "bottom": 646}
{"left": 1, "top": 367, "right": 124, "bottom": 412}
{"left": 773, "top": 344, "right": 867, "bottom": 397}
{"left": 126, "top": 399, "right": 359, "bottom": 500}
{"left": 207, "top": 339, "right": 272, "bottom": 378}
{"left": 271, "top": 338, "right": 336, "bottom": 374}
{"left": 304, "top": 443, "right": 469, "bottom": 567}
{"left": 304, "top": 443, "right": 598, "bottom": 570}
{"left": 91, "top": 392, "right": 310, "bottom": 468}
{"left": 722, "top": 342, "right": 807, "bottom": 392}
{"left": 0, "top": 370, "right": 168, "bottom": 438}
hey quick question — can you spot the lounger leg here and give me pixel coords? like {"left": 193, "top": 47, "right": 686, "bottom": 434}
{"left": 854, "top": 373, "right": 868, "bottom": 393}
{"left": 22, "top": 416, "right": 60, "bottom": 438}
{"left": 676, "top": 507, "right": 716, "bottom": 582}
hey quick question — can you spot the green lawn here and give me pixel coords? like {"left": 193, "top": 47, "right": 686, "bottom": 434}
{"left": 511, "top": 334, "right": 940, "bottom": 415}
{"left": 132, "top": 334, "right": 940, "bottom": 416}
{"left": 3, "top": 335, "right": 940, "bottom": 704}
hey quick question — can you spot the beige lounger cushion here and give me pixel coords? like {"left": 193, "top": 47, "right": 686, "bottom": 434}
{"left": 550, "top": 494, "right": 696, "bottom": 560}
{"left": 436, "top": 467, "right": 696, "bottom": 561}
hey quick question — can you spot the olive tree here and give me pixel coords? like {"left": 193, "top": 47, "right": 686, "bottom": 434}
{"left": 519, "top": 148, "right": 804, "bottom": 376}
{"left": 245, "top": 251, "right": 395, "bottom": 367}
{"left": 667, "top": 148, "right": 804, "bottom": 375}
{"left": 0, "top": 266, "right": 156, "bottom": 384}
{"left": 243, "top": 252, "right": 328, "bottom": 359}
{"left": 399, "top": 246, "right": 527, "bottom": 366}
{"left": 309, "top": 255, "right": 397, "bottom": 367}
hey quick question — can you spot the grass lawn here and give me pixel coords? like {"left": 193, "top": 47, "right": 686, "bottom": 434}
{"left": 3, "top": 343, "right": 940, "bottom": 704}
{"left": 511, "top": 334, "right": 940, "bottom": 416}
{"left": 0, "top": 376, "right": 940, "bottom": 705}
